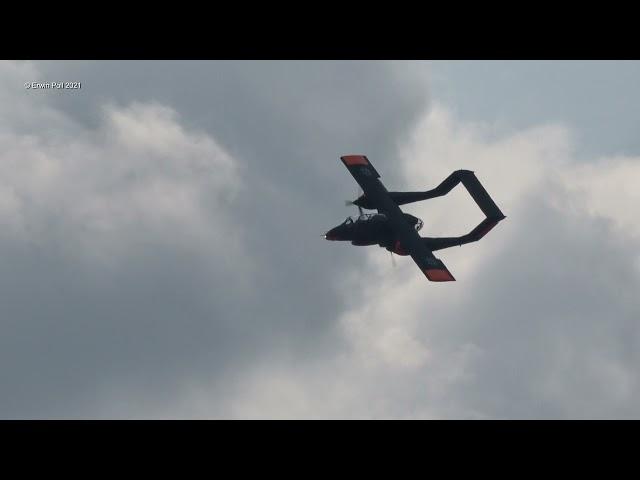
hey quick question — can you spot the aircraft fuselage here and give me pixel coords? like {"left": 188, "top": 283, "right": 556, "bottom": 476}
{"left": 324, "top": 212, "right": 423, "bottom": 255}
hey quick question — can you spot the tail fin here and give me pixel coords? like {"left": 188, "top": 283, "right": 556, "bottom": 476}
{"left": 421, "top": 171, "right": 505, "bottom": 251}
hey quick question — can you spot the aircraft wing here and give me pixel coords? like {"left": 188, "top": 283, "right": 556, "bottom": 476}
{"left": 340, "top": 155, "right": 455, "bottom": 282}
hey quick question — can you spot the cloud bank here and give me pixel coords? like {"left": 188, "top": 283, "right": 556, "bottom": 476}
{"left": 1, "top": 61, "right": 638, "bottom": 418}
{"left": 195, "top": 105, "right": 640, "bottom": 419}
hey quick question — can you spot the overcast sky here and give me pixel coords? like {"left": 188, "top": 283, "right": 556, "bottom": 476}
{"left": 1, "top": 60, "right": 639, "bottom": 418}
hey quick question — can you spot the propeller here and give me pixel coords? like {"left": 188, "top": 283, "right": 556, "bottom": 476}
{"left": 345, "top": 187, "right": 364, "bottom": 216}
{"left": 390, "top": 250, "right": 396, "bottom": 268}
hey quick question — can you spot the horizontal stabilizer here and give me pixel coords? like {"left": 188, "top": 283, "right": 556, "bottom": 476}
{"left": 459, "top": 170, "right": 504, "bottom": 219}
{"left": 420, "top": 171, "right": 505, "bottom": 251}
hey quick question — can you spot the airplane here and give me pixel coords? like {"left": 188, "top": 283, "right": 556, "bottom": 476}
{"left": 324, "top": 155, "right": 506, "bottom": 281}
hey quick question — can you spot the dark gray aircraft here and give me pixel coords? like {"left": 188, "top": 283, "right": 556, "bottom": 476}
{"left": 325, "top": 155, "right": 505, "bottom": 281}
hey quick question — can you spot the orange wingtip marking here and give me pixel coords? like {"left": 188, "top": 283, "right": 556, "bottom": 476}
{"left": 341, "top": 155, "right": 369, "bottom": 166}
{"left": 424, "top": 268, "right": 455, "bottom": 282}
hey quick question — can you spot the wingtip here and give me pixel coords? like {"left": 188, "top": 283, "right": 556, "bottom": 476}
{"left": 424, "top": 268, "right": 456, "bottom": 282}
{"left": 341, "top": 155, "right": 369, "bottom": 166}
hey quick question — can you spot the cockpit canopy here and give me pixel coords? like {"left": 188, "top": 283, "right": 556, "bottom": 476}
{"left": 343, "top": 213, "right": 384, "bottom": 224}
{"left": 342, "top": 212, "right": 422, "bottom": 231}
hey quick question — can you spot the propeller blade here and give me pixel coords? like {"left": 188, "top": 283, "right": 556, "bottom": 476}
{"left": 390, "top": 251, "right": 396, "bottom": 268}
{"left": 346, "top": 187, "right": 364, "bottom": 215}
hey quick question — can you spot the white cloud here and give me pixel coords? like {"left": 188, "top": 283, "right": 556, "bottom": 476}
{"left": 0, "top": 66, "right": 245, "bottom": 272}
{"left": 199, "top": 102, "right": 640, "bottom": 419}
{"left": 3, "top": 61, "right": 639, "bottom": 419}
{"left": 559, "top": 156, "right": 640, "bottom": 238}
{"left": 0, "top": 62, "right": 264, "bottom": 417}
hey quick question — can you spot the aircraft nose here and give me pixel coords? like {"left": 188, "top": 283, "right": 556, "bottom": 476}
{"left": 324, "top": 227, "right": 339, "bottom": 241}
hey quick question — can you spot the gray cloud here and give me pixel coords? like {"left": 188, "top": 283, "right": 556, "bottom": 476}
{"left": 1, "top": 60, "right": 639, "bottom": 418}
{"left": 447, "top": 202, "right": 640, "bottom": 419}
{"left": 170, "top": 102, "right": 640, "bottom": 419}
{"left": 0, "top": 60, "right": 431, "bottom": 417}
